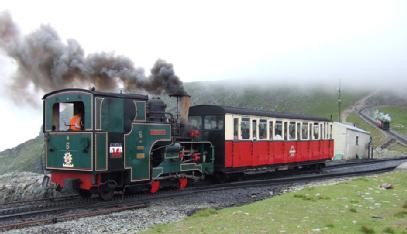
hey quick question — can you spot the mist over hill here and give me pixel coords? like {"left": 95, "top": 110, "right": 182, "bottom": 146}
{"left": 0, "top": 81, "right": 386, "bottom": 174}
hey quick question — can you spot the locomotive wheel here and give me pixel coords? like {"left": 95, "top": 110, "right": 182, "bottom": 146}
{"left": 178, "top": 177, "right": 188, "bottom": 190}
{"left": 79, "top": 189, "right": 92, "bottom": 199}
{"left": 99, "top": 180, "right": 116, "bottom": 201}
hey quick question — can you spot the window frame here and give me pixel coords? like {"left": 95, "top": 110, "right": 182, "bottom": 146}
{"left": 301, "top": 122, "right": 309, "bottom": 140}
{"left": 233, "top": 117, "right": 239, "bottom": 140}
{"left": 274, "top": 120, "right": 283, "bottom": 140}
{"left": 241, "top": 117, "right": 250, "bottom": 140}
{"left": 289, "top": 121, "right": 296, "bottom": 140}
{"left": 259, "top": 119, "right": 267, "bottom": 140}
{"left": 252, "top": 119, "right": 258, "bottom": 140}
{"left": 269, "top": 120, "right": 274, "bottom": 140}
{"left": 313, "top": 122, "right": 320, "bottom": 140}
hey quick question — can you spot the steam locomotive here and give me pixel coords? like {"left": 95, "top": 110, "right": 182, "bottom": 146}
{"left": 374, "top": 110, "right": 391, "bottom": 130}
{"left": 43, "top": 88, "right": 333, "bottom": 200}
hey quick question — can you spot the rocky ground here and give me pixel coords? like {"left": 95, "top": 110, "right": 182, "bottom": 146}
{"left": 6, "top": 176, "right": 367, "bottom": 234}
{"left": 0, "top": 172, "right": 52, "bottom": 203}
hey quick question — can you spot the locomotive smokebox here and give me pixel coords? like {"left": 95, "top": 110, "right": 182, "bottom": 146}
{"left": 147, "top": 97, "right": 167, "bottom": 122}
{"left": 170, "top": 92, "right": 191, "bottom": 125}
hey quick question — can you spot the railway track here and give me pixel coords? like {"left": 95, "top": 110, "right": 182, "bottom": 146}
{"left": 0, "top": 158, "right": 405, "bottom": 232}
{"left": 358, "top": 108, "right": 407, "bottom": 146}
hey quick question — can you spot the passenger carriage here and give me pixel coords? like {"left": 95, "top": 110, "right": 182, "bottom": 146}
{"left": 189, "top": 105, "right": 334, "bottom": 175}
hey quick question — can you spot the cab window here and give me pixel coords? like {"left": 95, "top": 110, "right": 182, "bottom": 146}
{"left": 52, "top": 101, "right": 84, "bottom": 131}
{"left": 189, "top": 116, "right": 202, "bottom": 129}
{"left": 204, "top": 115, "right": 224, "bottom": 130}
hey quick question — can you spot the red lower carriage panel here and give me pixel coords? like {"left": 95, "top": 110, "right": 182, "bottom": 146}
{"left": 225, "top": 140, "right": 334, "bottom": 169}
{"left": 233, "top": 141, "right": 252, "bottom": 167}
{"left": 253, "top": 141, "right": 269, "bottom": 166}
{"left": 225, "top": 142, "right": 233, "bottom": 167}
{"left": 51, "top": 171, "right": 96, "bottom": 190}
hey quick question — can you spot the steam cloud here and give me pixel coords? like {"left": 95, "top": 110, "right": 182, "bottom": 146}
{"left": 0, "top": 11, "right": 186, "bottom": 105}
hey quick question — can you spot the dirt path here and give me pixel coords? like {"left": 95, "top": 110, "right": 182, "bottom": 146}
{"left": 340, "top": 92, "right": 375, "bottom": 122}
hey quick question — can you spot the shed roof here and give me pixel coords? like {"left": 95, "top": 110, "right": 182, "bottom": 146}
{"left": 334, "top": 122, "right": 370, "bottom": 134}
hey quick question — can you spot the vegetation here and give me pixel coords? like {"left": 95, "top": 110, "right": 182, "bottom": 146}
{"left": 346, "top": 113, "right": 386, "bottom": 148}
{"left": 378, "top": 106, "right": 407, "bottom": 137}
{"left": 0, "top": 135, "right": 43, "bottom": 174}
{"left": 144, "top": 171, "right": 407, "bottom": 233}
{"left": 388, "top": 143, "right": 407, "bottom": 155}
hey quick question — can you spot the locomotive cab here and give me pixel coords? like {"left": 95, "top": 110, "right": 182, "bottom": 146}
{"left": 43, "top": 88, "right": 149, "bottom": 199}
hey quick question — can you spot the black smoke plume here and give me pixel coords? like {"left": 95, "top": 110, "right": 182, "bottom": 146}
{"left": 0, "top": 11, "right": 186, "bottom": 105}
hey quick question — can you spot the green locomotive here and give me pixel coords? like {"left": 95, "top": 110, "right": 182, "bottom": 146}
{"left": 43, "top": 88, "right": 214, "bottom": 200}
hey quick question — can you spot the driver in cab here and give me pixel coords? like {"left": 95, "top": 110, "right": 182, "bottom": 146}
{"left": 69, "top": 110, "right": 83, "bottom": 131}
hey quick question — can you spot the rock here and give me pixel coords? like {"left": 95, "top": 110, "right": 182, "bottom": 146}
{"left": 379, "top": 183, "right": 393, "bottom": 190}
{"left": 395, "top": 162, "right": 407, "bottom": 170}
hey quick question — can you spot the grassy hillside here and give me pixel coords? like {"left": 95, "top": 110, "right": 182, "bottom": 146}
{"left": 0, "top": 82, "right": 365, "bottom": 174}
{"left": 346, "top": 113, "right": 386, "bottom": 148}
{"left": 378, "top": 106, "right": 407, "bottom": 137}
{"left": 0, "top": 135, "right": 43, "bottom": 174}
{"left": 145, "top": 171, "right": 407, "bottom": 233}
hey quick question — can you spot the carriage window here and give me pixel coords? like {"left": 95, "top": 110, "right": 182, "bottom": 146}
{"left": 269, "top": 121, "right": 274, "bottom": 140}
{"left": 302, "top": 122, "right": 309, "bottom": 140}
{"left": 297, "top": 123, "right": 301, "bottom": 140}
{"left": 241, "top": 118, "right": 250, "bottom": 139}
{"left": 313, "top": 123, "right": 319, "bottom": 139}
{"left": 329, "top": 124, "right": 333, "bottom": 139}
{"left": 284, "top": 122, "right": 288, "bottom": 140}
{"left": 204, "top": 115, "right": 224, "bottom": 130}
{"left": 320, "top": 124, "right": 324, "bottom": 139}
{"left": 289, "top": 122, "right": 296, "bottom": 140}
{"left": 52, "top": 102, "right": 84, "bottom": 131}
{"left": 189, "top": 116, "right": 202, "bottom": 129}
{"left": 252, "top": 119, "right": 257, "bottom": 139}
{"left": 233, "top": 118, "right": 239, "bottom": 139}
{"left": 259, "top": 119, "right": 267, "bottom": 139}
{"left": 275, "top": 121, "right": 283, "bottom": 140}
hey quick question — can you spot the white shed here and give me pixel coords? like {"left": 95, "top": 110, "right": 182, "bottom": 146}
{"left": 332, "top": 122, "right": 372, "bottom": 160}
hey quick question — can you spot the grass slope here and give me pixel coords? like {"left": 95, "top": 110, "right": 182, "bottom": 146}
{"left": 346, "top": 113, "right": 386, "bottom": 148}
{"left": 378, "top": 106, "right": 407, "bottom": 137}
{"left": 0, "top": 135, "right": 43, "bottom": 174}
{"left": 145, "top": 171, "right": 407, "bottom": 233}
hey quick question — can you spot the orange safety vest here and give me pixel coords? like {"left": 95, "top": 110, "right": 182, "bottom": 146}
{"left": 69, "top": 114, "right": 82, "bottom": 131}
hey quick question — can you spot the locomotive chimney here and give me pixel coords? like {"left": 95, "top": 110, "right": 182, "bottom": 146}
{"left": 180, "top": 95, "right": 191, "bottom": 125}
{"left": 170, "top": 92, "right": 191, "bottom": 125}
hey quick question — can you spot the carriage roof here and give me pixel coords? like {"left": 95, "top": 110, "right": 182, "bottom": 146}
{"left": 189, "top": 105, "right": 330, "bottom": 122}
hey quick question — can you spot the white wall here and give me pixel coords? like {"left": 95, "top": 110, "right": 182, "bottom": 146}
{"left": 332, "top": 122, "right": 371, "bottom": 160}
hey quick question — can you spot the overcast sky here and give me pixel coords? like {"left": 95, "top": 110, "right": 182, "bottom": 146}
{"left": 0, "top": 0, "right": 406, "bottom": 150}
